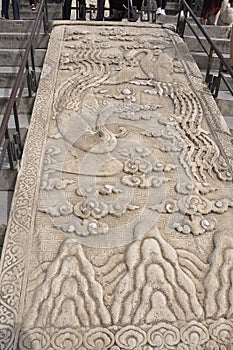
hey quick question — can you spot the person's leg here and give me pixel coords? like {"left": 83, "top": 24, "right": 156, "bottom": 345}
{"left": 105, "top": 0, "right": 124, "bottom": 20}
{"left": 201, "top": 0, "right": 208, "bottom": 24}
{"left": 161, "top": 0, "right": 166, "bottom": 14}
{"left": 62, "top": 0, "right": 71, "bottom": 19}
{"left": 79, "top": 0, "right": 86, "bottom": 19}
{"left": 161, "top": 0, "right": 166, "bottom": 9}
{"left": 132, "top": 0, "right": 142, "bottom": 11}
{"left": 201, "top": 17, "right": 207, "bottom": 24}
{"left": 12, "top": 0, "right": 20, "bottom": 19}
{"left": 96, "top": 0, "right": 105, "bottom": 20}
{"left": 1, "top": 0, "right": 9, "bottom": 18}
{"left": 29, "top": 0, "right": 36, "bottom": 11}
{"left": 156, "top": 0, "right": 162, "bottom": 14}
{"left": 213, "top": 9, "right": 220, "bottom": 25}
{"left": 230, "top": 25, "right": 233, "bottom": 68}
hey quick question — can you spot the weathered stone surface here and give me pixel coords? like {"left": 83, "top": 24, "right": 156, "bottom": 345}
{"left": 0, "top": 22, "right": 233, "bottom": 349}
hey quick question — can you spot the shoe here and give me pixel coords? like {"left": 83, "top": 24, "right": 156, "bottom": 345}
{"left": 1, "top": 13, "right": 9, "bottom": 19}
{"left": 128, "top": 12, "right": 139, "bottom": 21}
{"left": 31, "top": 4, "right": 36, "bottom": 11}
{"left": 156, "top": 7, "right": 162, "bottom": 15}
{"left": 104, "top": 9, "right": 123, "bottom": 21}
{"left": 161, "top": 9, "right": 166, "bottom": 15}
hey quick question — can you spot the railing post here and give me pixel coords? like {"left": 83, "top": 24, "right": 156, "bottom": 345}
{"left": 13, "top": 102, "right": 22, "bottom": 152}
{"left": 43, "top": 0, "right": 49, "bottom": 33}
{"left": 30, "top": 45, "right": 38, "bottom": 92}
{"left": 0, "top": 0, "right": 49, "bottom": 175}
{"left": 5, "top": 129, "right": 15, "bottom": 170}
{"left": 213, "top": 62, "right": 223, "bottom": 99}
{"left": 205, "top": 47, "right": 214, "bottom": 84}
{"left": 26, "top": 60, "right": 33, "bottom": 97}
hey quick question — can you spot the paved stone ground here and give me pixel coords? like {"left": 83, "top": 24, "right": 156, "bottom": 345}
{"left": 0, "top": 22, "right": 233, "bottom": 349}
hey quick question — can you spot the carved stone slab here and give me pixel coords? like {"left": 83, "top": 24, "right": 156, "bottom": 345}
{"left": 0, "top": 22, "right": 233, "bottom": 350}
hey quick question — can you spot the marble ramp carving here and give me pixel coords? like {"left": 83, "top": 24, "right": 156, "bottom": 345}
{"left": 0, "top": 22, "right": 233, "bottom": 350}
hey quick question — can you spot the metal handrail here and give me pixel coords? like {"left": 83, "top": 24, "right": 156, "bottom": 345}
{"left": 0, "top": 0, "right": 48, "bottom": 170}
{"left": 176, "top": 0, "right": 233, "bottom": 98}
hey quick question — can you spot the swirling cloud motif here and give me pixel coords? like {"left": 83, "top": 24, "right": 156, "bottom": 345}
{"left": 147, "top": 323, "right": 180, "bottom": 348}
{"left": 180, "top": 320, "right": 209, "bottom": 346}
{"left": 204, "top": 231, "right": 233, "bottom": 319}
{"left": 115, "top": 326, "right": 147, "bottom": 349}
{"left": 209, "top": 319, "right": 233, "bottom": 345}
{"left": 83, "top": 327, "right": 114, "bottom": 350}
{"left": 111, "top": 227, "right": 203, "bottom": 325}
{"left": 51, "top": 328, "right": 83, "bottom": 350}
{"left": 19, "top": 329, "right": 50, "bottom": 350}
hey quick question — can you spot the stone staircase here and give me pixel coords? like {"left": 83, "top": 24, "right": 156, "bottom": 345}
{"left": 0, "top": 1, "right": 63, "bottom": 247}
{"left": 182, "top": 23, "right": 233, "bottom": 133}
{"left": 157, "top": 11, "right": 233, "bottom": 132}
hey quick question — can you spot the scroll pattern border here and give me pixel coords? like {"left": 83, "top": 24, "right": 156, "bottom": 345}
{"left": 19, "top": 319, "right": 233, "bottom": 349}
{"left": 0, "top": 26, "right": 65, "bottom": 349}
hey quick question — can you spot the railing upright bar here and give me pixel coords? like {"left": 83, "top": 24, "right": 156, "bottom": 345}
{"left": 5, "top": 129, "right": 15, "bottom": 170}
{"left": 184, "top": 20, "right": 209, "bottom": 55}
{"left": 43, "top": 0, "right": 49, "bottom": 32}
{"left": 13, "top": 102, "right": 22, "bottom": 151}
{"left": 26, "top": 61, "right": 33, "bottom": 97}
{"left": 0, "top": 0, "right": 47, "bottom": 147}
{"left": 177, "top": 0, "right": 233, "bottom": 79}
{"left": 206, "top": 47, "right": 214, "bottom": 83}
{"left": 0, "top": 140, "right": 8, "bottom": 169}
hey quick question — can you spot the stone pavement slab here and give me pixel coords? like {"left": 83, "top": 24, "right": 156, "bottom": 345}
{"left": 0, "top": 21, "right": 233, "bottom": 350}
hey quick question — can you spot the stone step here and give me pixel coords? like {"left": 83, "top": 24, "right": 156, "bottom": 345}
{"left": 224, "top": 116, "right": 233, "bottom": 132}
{"left": 184, "top": 23, "right": 231, "bottom": 39}
{"left": 0, "top": 87, "right": 32, "bottom": 97}
{"left": 200, "top": 69, "right": 233, "bottom": 91}
{"left": 217, "top": 91, "right": 233, "bottom": 116}
{"left": 8, "top": 3, "right": 63, "bottom": 20}
{"left": 0, "top": 169, "right": 17, "bottom": 191}
{"left": 0, "top": 113, "right": 30, "bottom": 128}
{"left": 0, "top": 33, "right": 49, "bottom": 49}
{"left": 155, "top": 14, "right": 177, "bottom": 24}
{"left": 184, "top": 35, "right": 230, "bottom": 54}
{"left": 0, "top": 19, "right": 49, "bottom": 32}
{"left": 0, "top": 66, "right": 41, "bottom": 88}
{"left": 191, "top": 51, "right": 230, "bottom": 70}
{"left": 0, "top": 48, "right": 46, "bottom": 67}
{"left": 0, "top": 190, "right": 14, "bottom": 226}
{"left": 0, "top": 96, "right": 35, "bottom": 114}
{"left": 0, "top": 224, "right": 7, "bottom": 257}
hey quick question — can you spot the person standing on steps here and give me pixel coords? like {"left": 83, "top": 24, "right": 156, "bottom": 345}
{"left": 104, "top": 0, "right": 128, "bottom": 21}
{"left": 95, "top": 0, "right": 105, "bottom": 20}
{"left": 12, "top": 0, "right": 21, "bottom": 19}
{"left": 230, "top": 0, "right": 233, "bottom": 69}
{"left": 201, "top": 0, "right": 224, "bottom": 25}
{"left": 29, "top": 0, "right": 36, "bottom": 12}
{"left": 62, "top": 0, "right": 86, "bottom": 19}
{"left": 230, "top": 25, "right": 233, "bottom": 69}
{"left": 1, "top": 0, "right": 9, "bottom": 18}
{"left": 96, "top": 0, "right": 142, "bottom": 21}
{"left": 156, "top": 0, "right": 167, "bottom": 15}
{"left": 179, "top": 0, "right": 193, "bottom": 18}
